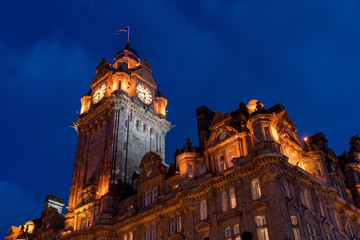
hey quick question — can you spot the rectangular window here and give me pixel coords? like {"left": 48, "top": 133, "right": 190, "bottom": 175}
{"left": 169, "top": 217, "right": 175, "bottom": 235}
{"left": 129, "top": 232, "right": 133, "bottom": 240}
{"left": 200, "top": 199, "right": 207, "bottom": 220}
{"left": 315, "top": 163, "right": 322, "bottom": 176}
{"left": 202, "top": 236, "right": 210, "bottom": 240}
{"left": 355, "top": 172, "right": 360, "bottom": 183}
{"left": 176, "top": 214, "right": 181, "bottom": 232}
{"left": 145, "top": 226, "right": 150, "bottom": 240}
{"left": 319, "top": 201, "right": 325, "bottom": 217}
{"left": 233, "top": 224, "right": 240, "bottom": 235}
{"left": 293, "top": 227, "right": 301, "bottom": 240}
{"left": 221, "top": 191, "right": 228, "bottom": 212}
{"left": 229, "top": 187, "right": 236, "bottom": 209}
{"left": 283, "top": 179, "right": 291, "bottom": 198}
{"left": 264, "top": 126, "right": 271, "bottom": 141}
{"left": 225, "top": 227, "right": 231, "bottom": 238}
{"left": 220, "top": 156, "right": 226, "bottom": 172}
{"left": 151, "top": 224, "right": 156, "bottom": 240}
{"left": 307, "top": 224, "right": 317, "bottom": 240}
{"left": 257, "top": 227, "right": 269, "bottom": 240}
{"left": 188, "top": 164, "right": 193, "bottom": 178}
{"left": 123, "top": 234, "right": 127, "bottom": 240}
{"left": 251, "top": 178, "right": 261, "bottom": 200}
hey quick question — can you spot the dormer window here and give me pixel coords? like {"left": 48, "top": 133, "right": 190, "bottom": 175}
{"left": 188, "top": 164, "right": 193, "bottom": 178}
{"left": 147, "top": 170, "right": 152, "bottom": 178}
{"left": 219, "top": 156, "right": 226, "bottom": 172}
{"left": 264, "top": 127, "right": 271, "bottom": 141}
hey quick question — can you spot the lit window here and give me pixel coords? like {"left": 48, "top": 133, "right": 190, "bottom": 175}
{"left": 188, "top": 164, "right": 193, "bottom": 178}
{"left": 290, "top": 216, "right": 301, "bottom": 240}
{"left": 151, "top": 224, "right": 156, "bottom": 240}
{"left": 220, "top": 156, "right": 226, "bottom": 172}
{"left": 169, "top": 217, "right": 175, "bottom": 235}
{"left": 255, "top": 215, "right": 269, "bottom": 240}
{"left": 147, "top": 170, "right": 152, "bottom": 178}
{"left": 301, "top": 189, "right": 312, "bottom": 209}
{"left": 229, "top": 187, "right": 236, "bottom": 209}
{"left": 200, "top": 199, "right": 207, "bottom": 220}
{"left": 176, "top": 214, "right": 182, "bottom": 232}
{"left": 145, "top": 191, "right": 151, "bottom": 206}
{"left": 283, "top": 179, "right": 291, "bottom": 198}
{"left": 228, "top": 150, "right": 235, "bottom": 167}
{"left": 251, "top": 178, "right": 261, "bottom": 200}
{"left": 123, "top": 234, "right": 127, "bottom": 240}
{"left": 152, "top": 187, "right": 158, "bottom": 203}
{"left": 315, "top": 163, "right": 322, "bottom": 176}
{"left": 326, "top": 233, "right": 331, "bottom": 240}
{"left": 129, "top": 232, "right": 133, "bottom": 240}
{"left": 264, "top": 126, "right": 271, "bottom": 141}
{"left": 221, "top": 191, "right": 228, "bottom": 212}
{"left": 225, "top": 227, "right": 231, "bottom": 238}
{"left": 233, "top": 224, "right": 240, "bottom": 235}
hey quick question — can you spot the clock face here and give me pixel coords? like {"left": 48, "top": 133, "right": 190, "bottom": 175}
{"left": 92, "top": 84, "right": 107, "bottom": 104}
{"left": 136, "top": 84, "right": 152, "bottom": 104}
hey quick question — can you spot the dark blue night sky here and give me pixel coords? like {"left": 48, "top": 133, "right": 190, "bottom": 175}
{"left": 1, "top": 0, "right": 360, "bottom": 237}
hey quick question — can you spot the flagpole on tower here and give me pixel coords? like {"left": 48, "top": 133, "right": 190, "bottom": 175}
{"left": 128, "top": 25, "right": 130, "bottom": 42}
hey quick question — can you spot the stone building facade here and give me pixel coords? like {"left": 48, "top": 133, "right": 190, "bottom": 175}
{"left": 6, "top": 43, "right": 360, "bottom": 240}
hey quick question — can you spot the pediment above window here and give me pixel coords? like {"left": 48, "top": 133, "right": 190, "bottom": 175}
{"left": 167, "top": 233, "right": 185, "bottom": 240}
{"left": 196, "top": 221, "right": 211, "bottom": 232}
{"left": 250, "top": 199, "right": 267, "bottom": 212}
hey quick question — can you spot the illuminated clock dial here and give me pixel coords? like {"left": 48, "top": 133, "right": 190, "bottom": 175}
{"left": 92, "top": 84, "right": 107, "bottom": 104}
{"left": 136, "top": 84, "right": 152, "bottom": 104}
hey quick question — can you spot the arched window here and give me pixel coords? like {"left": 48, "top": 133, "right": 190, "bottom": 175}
{"left": 145, "top": 191, "right": 151, "bottom": 206}
{"left": 152, "top": 187, "right": 158, "bottom": 203}
{"left": 219, "top": 156, "right": 226, "bottom": 172}
{"left": 228, "top": 150, "right": 236, "bottom": 167}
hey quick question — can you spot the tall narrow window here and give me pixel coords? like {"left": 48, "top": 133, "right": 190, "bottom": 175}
{"left": 301, "top": 189, "right": 312, "bottom": 209}
{"left": 145, "top": 191, "right": 151, "bottom": 206}
{"left": 145, "top": 226, "right": 150, "bottom": 240}
{"left": 335, "top": 212, "right": 341, "bottom": 230}
{"left": 233, "top": 224, "right": 240, "bottom": 235}
{"left": 264, "top": 126, "right": 271, "bottom": 141}
{"left": 123, "top": 234, "right": 127, "bottom": 240}
{"left": 220, "top": 156, "right": 226, "bottom": 172}
{"left": 176, "top": 214, "right": 182, "bottom": 232}
{"left": 255, "top": 215, "right": 269, "bottom": 240}
{"left": 319, "top": 201, "right": 325, "bottom": 217}
{"left": 188, "top": 164, "right": 193, "bottom": 178}
{"left": 129, "top": 232, "right": 133, "bottom": 240}
{"left": 283, "top": 179, "right": 291, "bottom": 198}
{"left": 354, "top": 172, "right": 360, "bottom": 183}
{"left": 152, "top": 187, "right": 158, "bottom": 203}
{"left": 225, "top": 227, "right": 231, "bottom": 238}
{"left": 221, "top": 191, "right": 228, "bottom": 212}
{"left": 307, "top": 224, "right": 317, "bottom": 240}
{"left": 228, "top": 150, "right": 235, "bottom": 168}
{"left": 291, "top": 216, "right": 301, "bottom": 240}
{"left": 151, "top": 224, "right": 156, "bottom": 240}
{"left": 229, "top": 187, "right": 236, "bottom": 209}
{"left": 251, "top": 178, "right": 261, "bottom": 200}
{"left": 200, "top": 199, "right": 207, "bottom": 220}
{"left": 315, "top": 163, "right": 322, "bottom": 176}
{"left": 169, "top": 217, "right": 175, "bottom": 235}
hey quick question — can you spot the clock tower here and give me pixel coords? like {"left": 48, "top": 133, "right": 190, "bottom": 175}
{"left": 65, "top": 41, "right": 172, "bottom": 230}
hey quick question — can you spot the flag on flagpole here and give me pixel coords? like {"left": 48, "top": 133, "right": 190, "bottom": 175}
{"left": 116, "top": 27, "right": 128, "bottom": 35}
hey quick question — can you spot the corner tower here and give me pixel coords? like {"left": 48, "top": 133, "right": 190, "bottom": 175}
{"left": 66, "top": 41, "right": 172, "bottom": 230}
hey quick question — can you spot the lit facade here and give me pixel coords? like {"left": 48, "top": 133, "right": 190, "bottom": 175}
{"left": 6, "top": 43, "right": 360, "bottom": 240}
